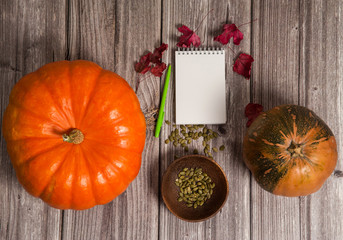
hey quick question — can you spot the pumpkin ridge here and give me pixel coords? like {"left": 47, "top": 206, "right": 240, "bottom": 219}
{"left": 38, "top": 71, "right": 75, "bottom": 127}
{"left": 80, "top": 143, "right": 129, "bottom": 198}
{"left": 91, "top": 144, "right": 133, "bottom": 183}
{"left": 7, "top": 102, "right": 66, "bottom": 130}
{"left": 80, "top": 89, "right": 134, "bottom": 129}
{"left": 252, "top": 154, "right": 290, "bottom": 193}
{"left": 17, "top": 141, "right": 66, "bottom": 167}
{"left": 38, "top": 146, "right": 73, "bottom": 200}
{"left": 87, "top": 145, "right": 132, "bottom": 198}
{"left": 78, "top": 147, "right": 97, "bottom": 205}
{"left": 299, "top": 155, "right": 319, "bottom": 168}
{"left": 85, "top": 137, "right": 143, "bottom": 155}
{"left": 108, "top": 159, "right": 131, "bottom": 188}
{"left": 80, "top": 150, "right": 108, "bottom": 202}
{"left": 6, "top": 136, "right": 61, "bottom": 142}
{"left": 70, "top": 63, "right": 104, "bottom": 127}
{"left": 77, "top": 69, "right": 120, "bottom": 127}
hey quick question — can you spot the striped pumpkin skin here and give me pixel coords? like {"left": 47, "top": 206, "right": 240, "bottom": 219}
{"left": 243, "top": 105, "right": 337, "bottom": 196}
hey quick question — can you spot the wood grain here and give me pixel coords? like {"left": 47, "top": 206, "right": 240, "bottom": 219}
{"left": 0, "top": 0, "right": 66, "bottom": 239}
{"left": 299, "top": 0, "right": 343, "bottom": 239}
{"left": 1, "top": 0, "right": 343, "bottom": 239}
{"left": 62, "top": 0, "right": 161, "bottom": 239}
{"left": 250, "top": 1, "right": 301, "bottom": 240}
{"left": 160, "top": 1, "right": 251, "bottom": 239}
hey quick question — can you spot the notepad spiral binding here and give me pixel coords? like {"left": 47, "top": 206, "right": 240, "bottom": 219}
{"left": 176, "top": 47, "right": 224, "bottom": 55}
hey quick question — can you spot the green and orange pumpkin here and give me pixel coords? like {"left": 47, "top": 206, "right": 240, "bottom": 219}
{"left": 2, "top": 60, "right": 146, "bottom": 210}
{"left": 243, "top": 105, "right": 337, "bottom": 196}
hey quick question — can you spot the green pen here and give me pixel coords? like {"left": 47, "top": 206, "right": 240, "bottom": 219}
{"left": 155, "top": 64, "right": 172, "bottom": 138}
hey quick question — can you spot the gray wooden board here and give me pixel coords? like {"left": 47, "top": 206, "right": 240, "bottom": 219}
{"left": 299, "top": 0, "right": 343, "bottom": 239}
{"left": 0, "top": 0, "right": 65, "bottom": 239}
{"left": 0, "top": 0, "right": 343, "bottom": 239}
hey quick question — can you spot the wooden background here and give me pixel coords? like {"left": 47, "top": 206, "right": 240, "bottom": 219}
{"left": 1, "top": 0, "right": 342, "bottom": 239}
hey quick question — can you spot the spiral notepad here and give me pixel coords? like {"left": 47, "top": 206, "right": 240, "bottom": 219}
{"left": 175, "top": 48, "right": 226, "bottom": 124}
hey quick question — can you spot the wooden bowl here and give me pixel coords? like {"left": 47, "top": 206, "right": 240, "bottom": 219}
{"left": 161, "top": 155, "right": 229, "bottom": 222}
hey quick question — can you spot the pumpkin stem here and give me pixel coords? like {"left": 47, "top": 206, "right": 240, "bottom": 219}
{"left": 287, "top": 141, "right": 304, "bottom": 157}
{"left": 62, "top": 129, "right": 84, "bottom": 144}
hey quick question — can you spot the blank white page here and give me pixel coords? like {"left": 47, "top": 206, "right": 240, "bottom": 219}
{"left": 175, "top": 49, "right": 226, "bottom": 124}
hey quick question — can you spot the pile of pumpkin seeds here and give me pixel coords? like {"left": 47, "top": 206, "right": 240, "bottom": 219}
{"left": 164, "top": 120, "right": 225, "bottom": 158}
{"left": 175, "top": 167, "right": 215, "bottom": 208}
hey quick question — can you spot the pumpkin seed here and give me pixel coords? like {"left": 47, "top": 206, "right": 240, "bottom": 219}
{"left": 175, "top": 167, "right": 215, "bottom": 208}
{"left": 212, "top": 147, "right": 218, "bottom": 152}
{"left": 219, "top": 145, "right": 225, "bottom": 151}
{"left": 185, "top": 146, "right": 189, "bottom": 152}
{"left": 193, "top": 149, "right": 199, "bottom": 154}
{"left": 165, "top": 120, "right": 171, "bottom": 125}
{"left": 165, "top": 139, "right": 170, "bottom": 144}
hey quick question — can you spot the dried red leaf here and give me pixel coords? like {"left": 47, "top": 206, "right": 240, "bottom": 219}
{"left": 245, "top": 103, "right": 263, "bottom": 127}
{"left": 150, "top": 62, "right": 167, "bottom": 77}
{"left": 214, "top": 24, "right": 244, "bottom": 45}
{"left": 177, "top": 25, "right": 201, "bottom": 48}
{"left": 150, "top": 43, "right": 168, "bottom": 63}
{"left": 135, "top": 52, "right": 152, "bottom": 74}
{"left": 233, "top": 53, "right": 254, "bottom": 79}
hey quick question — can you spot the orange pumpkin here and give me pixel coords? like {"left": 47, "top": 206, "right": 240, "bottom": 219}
{"left": 243, "top": 105, "right": 337, "bottom": 196}
{"left": 2, "top": 60, "right": 146, "bottom": 210}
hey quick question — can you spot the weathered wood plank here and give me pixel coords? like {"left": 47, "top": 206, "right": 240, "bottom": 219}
{"left": 299, "top": 0, "right": 343, "bottom": 239}
{"left": 0, "top": 0, "right": 66, "bottom": 239}
{"left": 160, "top": 1, "right": 251, "bottom": 239}
{"left": 62, "top": 0, "right": 161, "bottom": 239}
{"left": 250, "top": 1, "right": 301, "bottom": 240}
